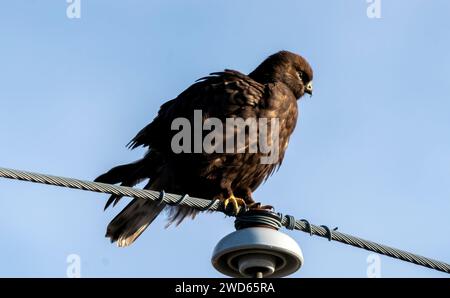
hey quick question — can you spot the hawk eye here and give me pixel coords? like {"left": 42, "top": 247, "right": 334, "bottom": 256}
{"left": 297, "top": 71, "right": 305, "bottom": 81}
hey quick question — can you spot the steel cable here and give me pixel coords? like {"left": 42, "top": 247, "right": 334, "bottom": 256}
{"left": 0, "top": 167, "right": 449, "bottom": 274}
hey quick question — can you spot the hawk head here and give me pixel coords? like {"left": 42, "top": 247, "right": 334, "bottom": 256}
{"left": 249, "top": 50, "right": 313, "bottom": 99}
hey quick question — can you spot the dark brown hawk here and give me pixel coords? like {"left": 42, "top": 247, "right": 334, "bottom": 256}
{"left": 95, "top": 50, "right": 313, "bottom": 247}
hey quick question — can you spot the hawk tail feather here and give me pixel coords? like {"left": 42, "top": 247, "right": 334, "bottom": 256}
{"left": 96, "top": 158, "right": 198, "bottom": 246}
{"left": 106, "top": 198, "right": 166, "bottom": 247}
{"left": 94, "top": 159, "right": 147, "bottom": 210}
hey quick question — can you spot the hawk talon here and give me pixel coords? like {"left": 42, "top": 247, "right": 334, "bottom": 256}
{"left": 223, "top": 194, "right": 247, "bottom": 215}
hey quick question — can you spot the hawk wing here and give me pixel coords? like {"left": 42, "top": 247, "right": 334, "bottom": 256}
{"left": 127, "top": 70, "right": 266, "bottom": 153}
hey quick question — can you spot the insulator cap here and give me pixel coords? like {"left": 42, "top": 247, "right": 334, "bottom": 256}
{"left": 211, "top": 227, "right": 303, "bottom": 278}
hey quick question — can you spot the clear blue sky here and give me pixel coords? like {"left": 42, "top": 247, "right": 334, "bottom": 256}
{"left": 0, "top": 1, "right": 449, "bottom": 277}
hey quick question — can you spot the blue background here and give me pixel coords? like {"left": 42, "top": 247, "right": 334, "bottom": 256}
{"left": 0, "top": 0, "right": 449, "bottom": 277}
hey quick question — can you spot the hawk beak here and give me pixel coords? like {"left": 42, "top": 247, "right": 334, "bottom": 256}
{"left": 305, "top": 81, "right": 313, "bottom": 96}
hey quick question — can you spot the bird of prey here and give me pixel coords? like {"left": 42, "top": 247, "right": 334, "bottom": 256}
{"left": 95, "top": 50, "right": 313, "bottom": 247}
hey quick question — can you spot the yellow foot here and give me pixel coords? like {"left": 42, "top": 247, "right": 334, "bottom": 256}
{"left": 223, "top": 194, "right": 246, "bottom": 215}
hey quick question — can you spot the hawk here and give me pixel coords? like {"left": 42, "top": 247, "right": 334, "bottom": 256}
{"left": 95, "top": 50, "right": 313, "bottom": 247}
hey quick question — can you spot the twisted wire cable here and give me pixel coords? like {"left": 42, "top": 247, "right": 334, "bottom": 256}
{"left": 280, "top": 217, "right": 450, "bottom": 273}
{"left": 0, "top": 167, "right": 449, "bottom": 274}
